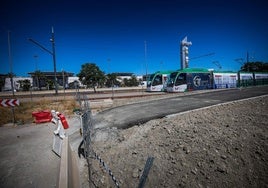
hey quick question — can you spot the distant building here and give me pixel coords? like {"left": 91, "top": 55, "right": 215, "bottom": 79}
{"left": 0, "top": 71, "right": 145, "bottom": 91}
{"left": 3, "top": 76, "right": 32, "bottom": 91}
{"left": 28, "top": 71, "right": 74, "bottom": 89}
{"left": 112, "top": 72, "right": 134, "bottom": 83}
{"left": 67, "top": 76, "right": 84, "bottom": 89}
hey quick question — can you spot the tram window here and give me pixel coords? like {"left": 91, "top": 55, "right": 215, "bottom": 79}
{"left": 152, "top": 75, "right": 162, "bottom": 86}
{"left": 175, "top": 73, "right": 186, "bottom": 86}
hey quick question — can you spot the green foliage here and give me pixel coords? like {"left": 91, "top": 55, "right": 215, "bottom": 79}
{"left": 46, "top": 79, "right": 54, "bottom": 90}
{"left": 77, "top": 63, "right": 105, "bottom": 92}
{"left": 240, "top": 62, "right": 268, "bottom": 72}
{"left": 0, "top": 76, "right": 5, "bottom": 92}
{"left": 106, "top": 73, "right": 121, "bottom": 87}
{"left": 17, "top": 79, "right": 31, "bottom": 91}
{"left": 123, "top": 75, "right": 139, "bottom": 87}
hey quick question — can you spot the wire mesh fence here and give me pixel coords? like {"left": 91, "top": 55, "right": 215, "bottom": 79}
{"left": 75, "top": 90, "right": 154, "bottom": 188}
{"left": 75, "top": 90, "right": 121, "bottom": 187}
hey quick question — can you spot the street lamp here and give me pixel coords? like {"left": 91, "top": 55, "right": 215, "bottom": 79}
{"left": 107, "top": 58, "right": 114, "bottom": 98}
{"left": 28, "top": 26, "right": 58, "bottom": 94}
{"left": 7, "top": 31, "right": 15, "bottom": 96}
{"left": 33, "top": 55, "right": 38, "bottom": 70}
{"left": 50, "top": 27, "right": 58, "bottom": 94}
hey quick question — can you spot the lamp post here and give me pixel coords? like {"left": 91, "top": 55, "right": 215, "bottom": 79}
{"left": 62, "top": 69, "right": 65, "bottom": 98}
{"left": 28, "top": 26, "right": 58, "bottom": 95}
{"left": 107, "top": 58, "right": 114, "bottom": 98}
{"left": 33, "top": 55, "right": 38, "bottom": 70}
{"left": 7, "top": 30, "right": 15, "bottom": 124}
{"left": 50, "top": 27, "right": 58, "bottom": 94}
{"left": 7, "top": 31, "right": 15, "bottom": 96}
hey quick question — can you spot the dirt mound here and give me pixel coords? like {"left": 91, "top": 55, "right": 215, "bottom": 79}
{"left": 89, "top": 96, "right": 268, "bottom": 187}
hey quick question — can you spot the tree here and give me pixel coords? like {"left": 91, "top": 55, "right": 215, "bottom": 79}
{"left": 240, "top": 62, "right": 268, "bottom": 72}
{"left": 17, "top": 79, "right": 31, "bottom": 91}
{"left": 77, "top": 63, "right": 105, "bottom": 92}
{"left": 123, "top": 75, "right": 139, "bottom": 87}
{"left": 129, "top": 75, "right": 139, "bottom": 86}
{"left": 0, "top": 76, "right": 5, "bottom": 92}
{"left": 46, "top": 79, "right": 54, "bottom": 90}
{"left": 106, "top": 73, "right": 120, "bottom": 87}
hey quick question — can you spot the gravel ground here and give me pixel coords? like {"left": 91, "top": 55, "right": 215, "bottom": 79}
{"left": 88, "top": 95, "right": 268, "bottom": 188}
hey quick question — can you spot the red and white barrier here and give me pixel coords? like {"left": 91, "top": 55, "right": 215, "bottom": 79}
{"left": 32, "top": 110, "right": 52, "bottom": 123}
{"left": 0, "top": 99, "right": 20, "bottom": 107}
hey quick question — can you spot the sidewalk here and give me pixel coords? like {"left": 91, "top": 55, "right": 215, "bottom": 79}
{"left": 0, "top": 123, "right": 59, "bottom": 188}
{"left": 0, "top": 116, "right": 81, "bottom": 188}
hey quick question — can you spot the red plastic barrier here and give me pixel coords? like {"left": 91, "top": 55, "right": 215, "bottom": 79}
{"left": 58, "top": 113, "right": 69, "bottom": 129}
{"left": 32, "top": 110, "right": 52, "bottom": 123}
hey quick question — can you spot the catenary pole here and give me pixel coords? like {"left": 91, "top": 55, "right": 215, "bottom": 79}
{"left": 28, "top": 27, "right": 58, "bottom": 95}
{"left": 7, "top": 30, "right": 15, "bottom": 124}
{"left": 51, "top": 26, "right": 58, "bottom": 94}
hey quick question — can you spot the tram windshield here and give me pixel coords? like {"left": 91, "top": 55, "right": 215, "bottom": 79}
{"left": 152, "top": 74, "right": 162, "bottom": 86}
{"left": 167, "top": 72, "right": 178, "bottom": 87}
{"left": 175, "top": 73, "right": 187, "bottom": 86}
{"left": 147, "top": 74, "right": 155, "bottom": 87}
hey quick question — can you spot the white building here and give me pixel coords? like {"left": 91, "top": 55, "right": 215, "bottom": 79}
{"left": 4, "top": 77, "right": 32, "bottom": 91}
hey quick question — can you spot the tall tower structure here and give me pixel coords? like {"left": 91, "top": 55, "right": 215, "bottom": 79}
{"left": 180, "top": 36, "right": 192, "bottom": 69}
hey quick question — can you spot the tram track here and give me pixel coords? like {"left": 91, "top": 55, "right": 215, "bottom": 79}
{"left": 0, "top": 87, "right": 168, "bottom": 101}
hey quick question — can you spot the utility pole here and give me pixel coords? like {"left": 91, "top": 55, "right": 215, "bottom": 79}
{"left": 8, "top": 31, "right": 15, "bottom": 96}
{"left": 51, "top": 27, "right": 58, "bottom": 94}
{"left": 144, "top": 41, "right": 148, "bottom": 83}
{"left": 246, "top": 51, "right": 249, "bottom": 64}
{"left": 62, "top": 69, "right": 65, "bottom": 99}
{"left": 28, "top": 26, "right": 58, "bottom": 94}
{"left": 107, "top": 58, "right": 111, "bottom": 74}
{"left": 33, "top": 55, "right": 39, "bottom": 89}
{"left": 34, "top": 55, "right": 38, "bottom": 70}
{"left": 7, "top": 30, "right": 15, "bottom": 124}
{"left": 107, "top": 58, "right": 114, "bottom": 98}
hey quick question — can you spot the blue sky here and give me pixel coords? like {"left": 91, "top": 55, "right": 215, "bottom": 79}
{"left": 0, "top": 0, "right": 267, "bottom": 76}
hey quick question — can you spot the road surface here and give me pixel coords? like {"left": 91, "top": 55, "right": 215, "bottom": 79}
{"left": 0, "top": 86, "right": 267, "bottom": 187}
{"left": 0, "top": 118, "right": 81, "bottom": 188}
{"left": 93, "top": 86, "right": 268, "bottom": 129}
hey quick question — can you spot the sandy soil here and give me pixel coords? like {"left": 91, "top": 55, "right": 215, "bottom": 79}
{"left": 88, "top": 95, "right": 268, "bottom": 187}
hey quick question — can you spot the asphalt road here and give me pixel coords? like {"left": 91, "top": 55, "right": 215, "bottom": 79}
{"left": 93, "top": 86, "right": 268, "bottom": 129}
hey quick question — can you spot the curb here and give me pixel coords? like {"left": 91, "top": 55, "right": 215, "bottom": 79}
{"left": 57, "top": 136, "right": 80, "bottom": 188}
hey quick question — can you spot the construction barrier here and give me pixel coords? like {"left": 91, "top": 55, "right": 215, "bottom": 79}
{"left": 32, "top": 110, "right": 52, "bottom": 123}
{"left": 58, "top": 113, "right": 69, "bottom": 129}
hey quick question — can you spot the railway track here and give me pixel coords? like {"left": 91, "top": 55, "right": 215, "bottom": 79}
{"left": 0, "top": 87, "right": 167, "bottom": 101}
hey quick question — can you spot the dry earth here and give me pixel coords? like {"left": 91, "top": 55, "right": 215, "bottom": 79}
{"left": 87, "top": 95, "right": 268, "bottom": 188}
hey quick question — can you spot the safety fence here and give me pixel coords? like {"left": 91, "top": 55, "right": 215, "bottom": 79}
{"left": 75, "top": 92, "right": 121, "bottom": 187}
{"left": 239, "top": 78, "right": 268, "bottom": 87}
{"left": 75, "top": 92, "right": 154, "bottom": 188}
